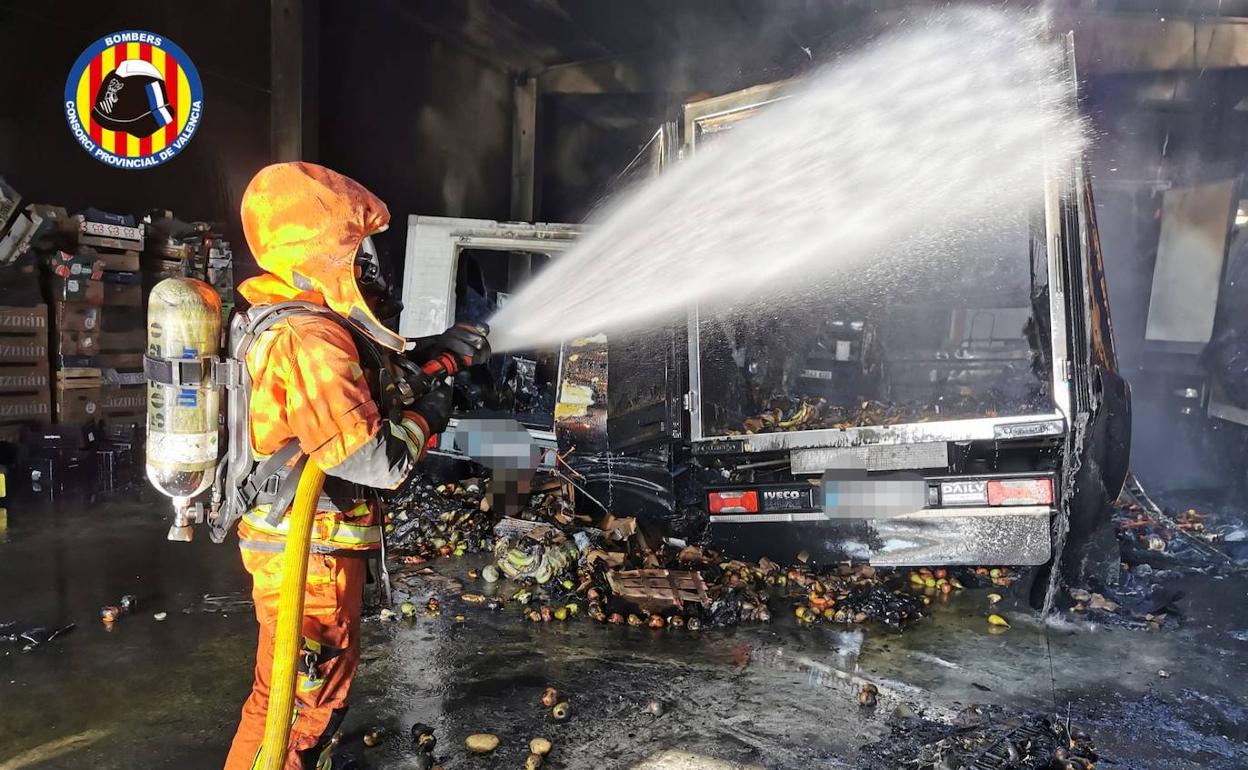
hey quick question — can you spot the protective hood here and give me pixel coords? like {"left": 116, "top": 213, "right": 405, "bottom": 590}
{"left": 240, "top": 162, "right": 404, "bottom": 351}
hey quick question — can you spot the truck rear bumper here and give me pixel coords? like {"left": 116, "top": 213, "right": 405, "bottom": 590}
{"left": 708, "top": 506, "right": 1052, "bottom": 567}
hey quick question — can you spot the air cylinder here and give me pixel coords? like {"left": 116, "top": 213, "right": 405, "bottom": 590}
{"left": 145, "top": 277, "right": 222, "bottom": 540}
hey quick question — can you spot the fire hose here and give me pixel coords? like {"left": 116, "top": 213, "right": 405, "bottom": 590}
{"left": 259, "top": 461, "right": 325, "bottom": 770}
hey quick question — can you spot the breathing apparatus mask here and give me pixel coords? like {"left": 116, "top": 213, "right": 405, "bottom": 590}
{"left": 354, "top": 235, "right": 404, "bottom": 326}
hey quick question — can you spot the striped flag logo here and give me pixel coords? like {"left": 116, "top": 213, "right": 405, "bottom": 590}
{"left": 64, "top": 30, "right": 204, "bottom": 170}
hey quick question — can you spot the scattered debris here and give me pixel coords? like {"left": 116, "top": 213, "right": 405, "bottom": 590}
{"left": 465, "top": 733, "right": 499, "bottom": 753}
{"left": 2, "top": 622, "right": 75, "bottom": 652}
{"left": 524, "top": 753, "right": 543, "bottom": 770}
{"left": 987, "top": 614, "right": 1010, "bottom": 629}
{"left": 100, "top": 593, "right": 139, "bottom": 626}
{"left": 861, "top": 707, "right": 1098, "bottom": 770}
{"left": 153, "top": 612, "right": 167, "bottom": 621}
{"left": 386, "top": 478, "right": 495, "bottom": 560}
{"left": 362, "top": 727, "right": 386, "bottom": 747}
{"left": 643, "top": 699, "right": 666, "bottom": 717}
{"left": 540, "top": 687, "right": 561, "bottom": 708}
{"left": 410, "top": 722, "right": 437, "bottom": 753}
{"left": 184, "top": 591, "right": 254, "bottom": 614}
{"left": 529, "top": 737, "right": 552, "bottom": 756}
{"left": 607, "top": 569, "right": 710, "bottom": 610}
{"left": 858, "top": 683, "right": 879, "bottom": 709}
{"left": 383, "top": 473, "right": 1036, "bottom": 638}
{"left": 551, "top": 702, "right": 571, "bottom": 721}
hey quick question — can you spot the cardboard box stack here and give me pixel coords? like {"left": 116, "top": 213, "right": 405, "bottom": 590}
{"left": 0, "top": 180, "right": 57, "bottom": 439}
{"left": 0, "top": 305, "right": 51, "bottom": 442}
{"left": 46, "top": 249, "right": 105, "bottom": 424}
{"left": 81, "top": 209, "right": 146, "bottom": 432}
{"left": 0, "top": 199, "right": 232, "bottom": 451}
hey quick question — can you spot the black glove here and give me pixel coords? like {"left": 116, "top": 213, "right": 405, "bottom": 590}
{"left": 410, "top": 384, "right": 453, "bottom": 436}
{"left": 422, "top": 322, "right": 491, "bottom": 368}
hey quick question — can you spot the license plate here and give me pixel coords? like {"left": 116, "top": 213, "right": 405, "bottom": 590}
{"left": 822, "top": 473, "right": 928, "bottom": 518}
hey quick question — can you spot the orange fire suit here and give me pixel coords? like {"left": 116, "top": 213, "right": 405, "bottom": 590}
{"left": 224, "top": 163, "right": 427, "bottom": 770}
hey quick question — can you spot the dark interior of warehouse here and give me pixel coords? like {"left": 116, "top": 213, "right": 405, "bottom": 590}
{"left": 1, "top": 1, "right": 1247, "bottom": 769}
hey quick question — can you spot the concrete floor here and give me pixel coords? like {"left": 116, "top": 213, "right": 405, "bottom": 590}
{"left": 1, "top": 485, "right": 1245, "bottom": 770}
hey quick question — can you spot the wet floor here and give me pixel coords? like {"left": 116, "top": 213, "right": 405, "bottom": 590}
{"left": 1, "top": 486, "right": 1246, "bottom": 769}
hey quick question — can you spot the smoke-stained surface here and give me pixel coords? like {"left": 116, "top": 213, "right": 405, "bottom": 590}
{"left": 319, "top": 0, "right": 514, "bottom": 273}
{"left": 1083, "top": 62, "right": 1248, "bottom": 490}
{"left": 489, "top": 10, "right": 1085, "bottom": 352}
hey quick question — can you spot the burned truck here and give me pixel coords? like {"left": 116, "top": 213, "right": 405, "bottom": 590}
{"left": 399, "top": 78, "right": 1130, "bottom": 591}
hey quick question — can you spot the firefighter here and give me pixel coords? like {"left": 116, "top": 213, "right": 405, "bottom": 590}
{"left": 222, "top": 162, "right": 488, "bottom": 770}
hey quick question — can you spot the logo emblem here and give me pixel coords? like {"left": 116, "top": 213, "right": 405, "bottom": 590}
{"left": 64, "top": 31, "right": 203, "bottom": 169}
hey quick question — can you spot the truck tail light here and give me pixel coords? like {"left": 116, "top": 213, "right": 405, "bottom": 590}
{"left": 708, "top": 490, "right": 759, "bottom": 514}
{"left": 987, "top": 478, "right": 1053, "bottom": 506}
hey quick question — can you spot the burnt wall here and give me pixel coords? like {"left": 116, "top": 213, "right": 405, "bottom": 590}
{"left": 318, "top": 0, "right": 513, "bottom": 267}
{"left": 0, "top": 1, "right": 271, "bottom": 262}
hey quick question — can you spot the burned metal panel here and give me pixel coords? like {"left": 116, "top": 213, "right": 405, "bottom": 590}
{"left": 694, "top": 413, "right": 1067, "bottom": 456}
{"left": 607, "top": 325, "right": 684, "bottom": 449}
{"left": 708, "top": 506, "right": 1051, "bottom": 567}
{"left": 868, "top": 508, "right": 1052, "bottom": 567}
{"left": 1080, "top": 164, "right": 1120, "bottom": 373}
{"left": 597, "top": 120, "right": 684, "bottom": 452}
{"left": 554, "top": 334, "right": 608, "bottom": 454}
{"left": 791, "top": 442, "right": 949, "bottom": 475}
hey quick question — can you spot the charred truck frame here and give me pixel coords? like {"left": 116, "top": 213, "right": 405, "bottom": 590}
{"left": 400, "top": 52, "right": 1130, "bottom": 589}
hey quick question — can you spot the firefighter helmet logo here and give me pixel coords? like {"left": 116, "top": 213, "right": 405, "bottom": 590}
{"left": 64, "top": 31, "right": 203, "bottom": 169}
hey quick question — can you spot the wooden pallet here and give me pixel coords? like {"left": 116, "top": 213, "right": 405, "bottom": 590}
{"left": 606, "top": 569, "right": 712, "bottom": 610}
{"left": 56, "top": 368, "right": 104, "bottom": 389}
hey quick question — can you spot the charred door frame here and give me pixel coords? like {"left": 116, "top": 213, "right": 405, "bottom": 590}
{"left": 398, "top": 216, "right": 582, "bottom": 340}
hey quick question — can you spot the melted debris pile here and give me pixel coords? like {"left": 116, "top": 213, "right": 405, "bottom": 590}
{"left": 860, "top": 707, "right": 1099, "bottom": 770}
{"left": 1113, "top": 500, "right": 1245, "bottom": 570}
{"left": 383, "top": 474, "right": 1026, "bottom": 633}
{"left": 384, "top": 477, "right": 495, "bottom": 561}
{"left": 730, "top": 393, "right": 1047, "bottom": 435}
